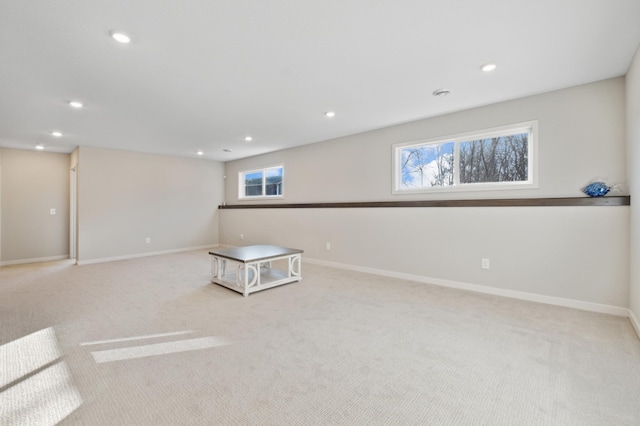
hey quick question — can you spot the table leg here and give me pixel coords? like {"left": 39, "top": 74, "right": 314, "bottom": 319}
{"left": 288, "top": 254, "right": 301, "bottom": 279}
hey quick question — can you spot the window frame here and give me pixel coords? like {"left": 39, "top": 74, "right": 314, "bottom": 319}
{"left": 238, "top": 164, "right": 285, "bottom": 200}
{"left": 392, "top": 121, "right": 538, "bottom": 194}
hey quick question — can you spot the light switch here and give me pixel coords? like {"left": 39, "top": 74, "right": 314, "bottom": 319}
{"left": 50, "top": 208, "right": 56, "bottom": 215}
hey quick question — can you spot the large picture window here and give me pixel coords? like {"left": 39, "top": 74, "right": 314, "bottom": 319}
{"left": 393, "top": 122, "right": 536, "bottom": 193}
{"left": 239, "top": 165, "right": 284, "bottom": 199}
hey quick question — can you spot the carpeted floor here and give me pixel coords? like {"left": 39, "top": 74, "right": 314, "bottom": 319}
{"left": 1, "top": 250, "right": 640, "bottom": 425}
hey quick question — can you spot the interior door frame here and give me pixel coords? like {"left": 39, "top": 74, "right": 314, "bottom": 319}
{"left": 70, "top": 165, "right": 77, "bottom": 261}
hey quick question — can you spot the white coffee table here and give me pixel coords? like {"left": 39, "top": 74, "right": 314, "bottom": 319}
{"left": 209, "top": 245, "right": 303, "bottom": 296}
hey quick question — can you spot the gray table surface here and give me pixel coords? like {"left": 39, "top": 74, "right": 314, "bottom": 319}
{"left": 209, "top": 244, "right": 303, "bottom": 263}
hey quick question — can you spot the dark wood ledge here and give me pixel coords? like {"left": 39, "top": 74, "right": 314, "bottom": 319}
{"left": 219, "top": 196, "right": 630, "bottom": 209}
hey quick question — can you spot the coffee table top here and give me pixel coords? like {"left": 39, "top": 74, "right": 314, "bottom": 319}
{"left": 209, "top": 244, "right": 303, "bottom": 263}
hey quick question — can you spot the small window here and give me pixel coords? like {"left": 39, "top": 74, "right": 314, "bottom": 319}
{"left": 393, "top": 122, "right": 536, "bottom": 193}
{"left": 239, "top": 165, "right": 284, "bottom": 199}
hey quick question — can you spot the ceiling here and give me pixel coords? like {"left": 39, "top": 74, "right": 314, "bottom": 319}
{"left": 1, "top": 1, "right": 639, "bottom": 162}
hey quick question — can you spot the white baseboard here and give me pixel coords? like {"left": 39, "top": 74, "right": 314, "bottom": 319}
{"left": 628, "top": 309, "right": 640, "bottom": 339}
{"left": 305, "top": 257, "right": 629, "bottom": 317}
{"left": 1, "top": 255, "right": 70, "bottom": 266}
{"left": 77, "top": 244, "right": 219, "bottom": 266}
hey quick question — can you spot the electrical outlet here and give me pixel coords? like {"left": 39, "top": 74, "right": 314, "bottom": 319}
{"left": 240, "top": 234, "right": 244, "bottom": 240}
{"left": 50, "top": 208, "right": 56, "bottom": 215}
{"left": 482, "top": 258, "right": 490, "bottom": 269}
{"left": 325, "top": 242, "right": 331, "bottom": 250}
{"left": 146, "top": 237, "right": 151, "bottom": 244}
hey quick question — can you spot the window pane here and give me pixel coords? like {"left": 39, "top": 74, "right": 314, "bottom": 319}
{"left": 459, "top": 133, "right": 528, "bottom": 183}
{"left": 244, "top": 171, "right": 263, "bottom": 196}
{"left": 265, "top": 167, "right": 283, "bottom": 196}
{"left": 400, "top": 142, "right": 454, "bottom": 188}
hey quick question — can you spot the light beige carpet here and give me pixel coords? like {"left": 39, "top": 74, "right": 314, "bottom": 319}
{"left": 1, "top": 250, "right": 640, "bottom": 425}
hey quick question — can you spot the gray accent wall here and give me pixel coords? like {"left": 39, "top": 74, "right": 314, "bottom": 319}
{"left": 221, "top": 78, "right": 630, "bottom": 309}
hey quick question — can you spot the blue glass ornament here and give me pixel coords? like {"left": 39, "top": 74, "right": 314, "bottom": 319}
{"left": 582, "top": 182, "right": 610, "bottom": 197}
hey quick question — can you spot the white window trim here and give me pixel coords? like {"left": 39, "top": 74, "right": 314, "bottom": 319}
{"left": 392, "top": 121, "right": 538, "bottom": 194}
{"left": 238, "top": 164, "right": 285, "bottom": 200}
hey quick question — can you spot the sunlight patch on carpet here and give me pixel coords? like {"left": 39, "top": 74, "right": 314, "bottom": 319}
{"left": 0, "top": 328, "right": 82, "bottom": 425}
{"left": 80, "top": 330, "right": 195, "bottom": 346}
{"left": 91, "top": 336, "right": 230, "bottom": 363}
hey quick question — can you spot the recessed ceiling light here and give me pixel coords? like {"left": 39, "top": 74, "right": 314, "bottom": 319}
{"left": 196, "top": 150, "right": 204, "bottom": 156}
{"left": 325, "top": 111, "right": 336, "bottom": 118}
{"left": 69, "top": 100, "right": 83, "bottom": 108}
{"left": 110, "top": 31, "right": 131, "bottom": 44}
{"left": 51, "top": 131, "right": 63, "bottom": 137}
{"left": 35, "top": 144, "right": 45, "bottom": 150}
{"left": 432, "top": 89, "right": 450, "bottom": 97}
{"left": 481, "top": 63, "right": 497, "bottom": 72}
{"left": 223, "top": 148, "right": 232, "bottom": 152}
{"left": 244, "top": 136, "right": 253, "bottom": 142}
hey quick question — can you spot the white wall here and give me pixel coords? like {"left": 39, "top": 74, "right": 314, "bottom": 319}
{"left": 0, "top": 149, "right": 2, "bottom": 265}
{"left": 225, "top": 78, "right": 626, "bottom": 202}
{"left": 0, "top": 148, "right": 70, "bottom": 264}
{"left": 627, "top": 45, "right": 640, "bottom": 329}
{"left": 77, "top": 147, "right": 224, "bottom": 263}
{"left": 221, "top": 78, "right": 629, "bottom": 311}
